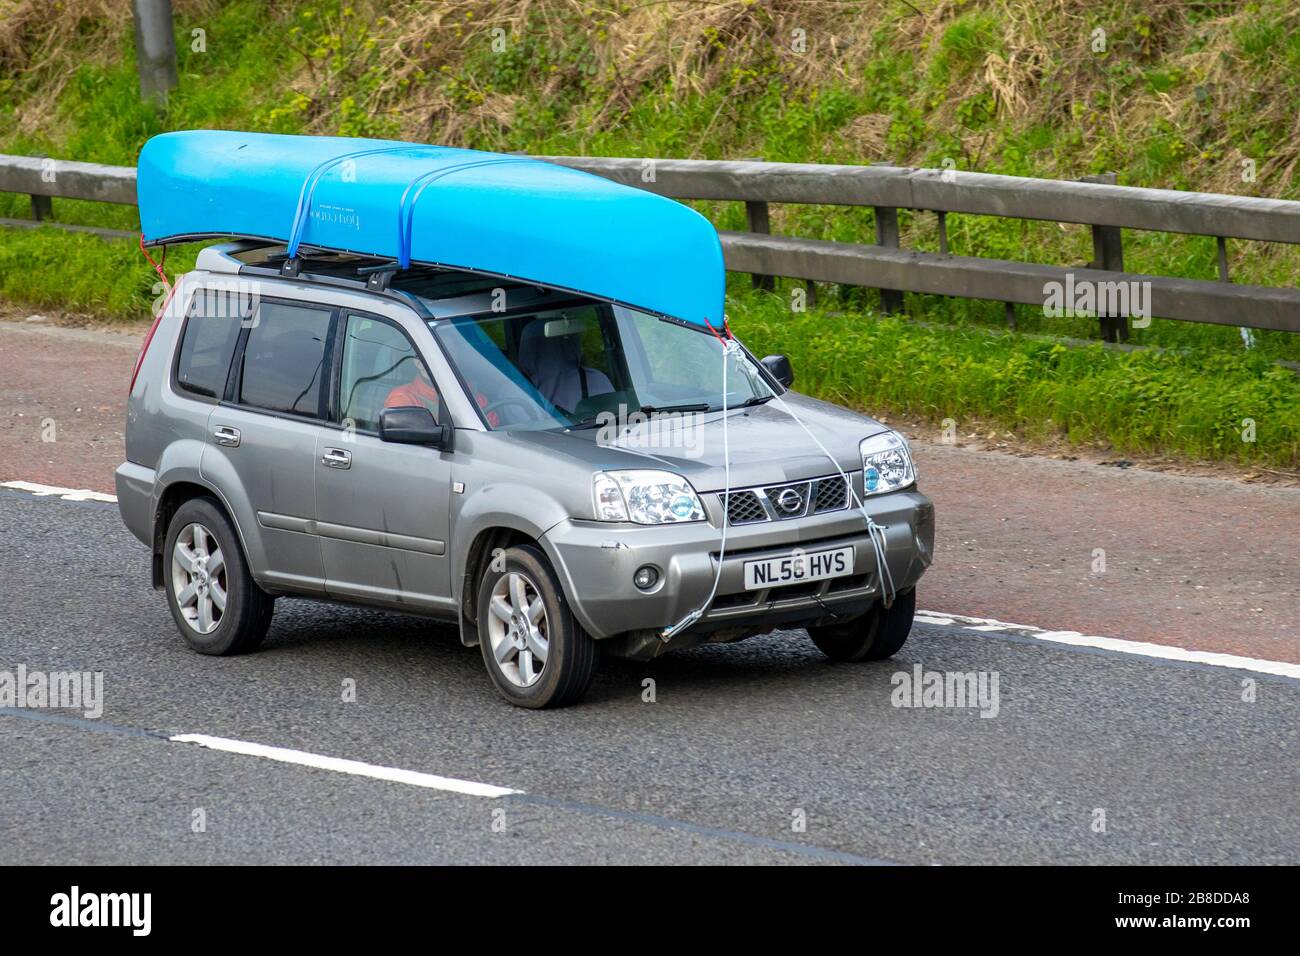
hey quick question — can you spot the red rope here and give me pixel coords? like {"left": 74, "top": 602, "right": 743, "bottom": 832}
{"left": 139, "top": 233, "right": 178, "bottom": 318}
{"left": 703, "top": 315, "right": 732, "bottom": 346}
{"left": 139, "top": 234, "right": 170, "bottom": 290}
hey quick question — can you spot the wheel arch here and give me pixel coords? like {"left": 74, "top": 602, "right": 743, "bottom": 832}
{"left": 456, "top": 525, "right": 557, "bottom": 647}
{"left": 151, "top": 478, "right": 248, "bottom": 590}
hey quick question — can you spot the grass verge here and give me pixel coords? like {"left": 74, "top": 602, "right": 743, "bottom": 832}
{"left": 730, "top": 283, "right": 1300, "bottom": 469}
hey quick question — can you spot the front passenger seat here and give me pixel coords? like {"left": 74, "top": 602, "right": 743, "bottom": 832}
{"left": 518, "top": 319, "right": 613, "bottom": 413}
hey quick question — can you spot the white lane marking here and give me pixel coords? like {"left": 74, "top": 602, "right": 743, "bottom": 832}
{"left": 170, "top": 733, "right": 520, "bottom": 798}
{"left": 1, "top": 480, "right": 116, "bottom": 503}
{"left": 915, "top": 614, "right": 954, "bottom": 626}
{"left": 920, "top": 609, "right": 1300, "bottom": 679}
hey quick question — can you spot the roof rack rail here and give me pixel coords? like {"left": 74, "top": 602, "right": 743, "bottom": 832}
{"left": 235, "top": 260, "right": 435, "bottom": 319}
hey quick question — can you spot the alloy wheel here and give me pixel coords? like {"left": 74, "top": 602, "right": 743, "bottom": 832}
{"left": 171, "top": 522, "right": 227, "bottom": 634}
{"left": 486, "top": 571, "right": 549, "bottom": 687}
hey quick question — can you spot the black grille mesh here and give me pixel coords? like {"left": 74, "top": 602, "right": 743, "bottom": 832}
{"left": 724, "top": 491, "right": 765, "bottom": 525}
{"left": 813, "top": 475, "right": 848, "bottom": 512}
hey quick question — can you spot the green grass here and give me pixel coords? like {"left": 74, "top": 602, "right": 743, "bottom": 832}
{"left": 2, "top": 0, "right": 1299, "bottom": 466}
{"left": 729, "top": 283, "right": 1300, "bottom": 468}
{"left": 0, "top": 228, "right": 199, "bottom": 320}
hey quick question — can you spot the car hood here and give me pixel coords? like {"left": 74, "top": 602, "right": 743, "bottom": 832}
{"left": 501, "top": 391, "right": 887, "bottom": 492}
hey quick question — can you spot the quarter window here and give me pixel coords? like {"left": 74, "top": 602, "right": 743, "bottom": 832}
{"left": 238, "top": 301, "right": 333, "bottom": 417}
{"left": 175, "top": 289, "right": 246, "bottom": 399}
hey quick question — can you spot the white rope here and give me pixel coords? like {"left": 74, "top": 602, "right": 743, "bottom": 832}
{"left": 661, "top": 335, "right": 736, "bottom": 641}
{"left": 765, "top": 392, "right": 897, "bottom": 609}
{"left": 661, "top": 335, "right": 899, "bottom": 642}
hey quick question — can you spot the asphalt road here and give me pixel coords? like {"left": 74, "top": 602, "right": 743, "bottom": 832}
{"left": 1, "top": 489, "right": 1296, "bottom": 865}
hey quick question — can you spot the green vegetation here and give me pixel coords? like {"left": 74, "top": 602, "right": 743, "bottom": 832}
{"left": 1, "top": 0, "right": 1298, "bottom": 465}
{"left": 736, "top": 284, "right": 1299, "bottom": 467}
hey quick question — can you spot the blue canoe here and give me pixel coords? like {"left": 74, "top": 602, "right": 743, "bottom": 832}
{"left": 137, "top": 130, "right": 725, "bottom": 329}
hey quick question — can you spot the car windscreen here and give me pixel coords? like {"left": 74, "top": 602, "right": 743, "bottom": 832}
{"left": 429, "top": 303, "right": 774, "bottom": 431}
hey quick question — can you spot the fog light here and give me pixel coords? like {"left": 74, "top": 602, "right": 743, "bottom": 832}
{"left": 634, "top": 565, "right": 659, "bottom": 590}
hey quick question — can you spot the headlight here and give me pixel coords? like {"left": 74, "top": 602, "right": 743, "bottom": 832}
{"left": 592, "top": 470, "right": 705, "bottom": 524}
{"left": 859, "top": 431, "right": 916, "bottom": 496}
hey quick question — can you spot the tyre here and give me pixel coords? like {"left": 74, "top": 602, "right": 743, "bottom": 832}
{"left": 477, "top": 544, "right": 597, "bottom": 708}
{"left": 163, "top": 496, "right": 274, "bottom": 656}
{"left": 808, "top": 587, "right": 916, "bottom": 662}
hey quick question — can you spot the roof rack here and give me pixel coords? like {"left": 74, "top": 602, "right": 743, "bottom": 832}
{"left": 223, "top": 244, "right": 566, "bottom": 321}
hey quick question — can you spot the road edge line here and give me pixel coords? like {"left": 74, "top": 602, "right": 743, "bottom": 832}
{"left": 919, "top": 609, "right": 1300, "bottom": 679}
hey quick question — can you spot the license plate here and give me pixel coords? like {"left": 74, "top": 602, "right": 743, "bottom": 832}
{"left": 743, "top": 546, "right": 854, "bottom": 590}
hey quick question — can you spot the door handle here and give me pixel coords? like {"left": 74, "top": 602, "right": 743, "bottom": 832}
{"left": 321, "top": 447, "right": 352, "bottom": 470}
{"left": 212, "top": 425, "right": 241, "bottom": 447}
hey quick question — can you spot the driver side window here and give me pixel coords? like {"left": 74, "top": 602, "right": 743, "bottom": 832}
{"left": 337, "top": 314, "right": 439, "bottom": 433}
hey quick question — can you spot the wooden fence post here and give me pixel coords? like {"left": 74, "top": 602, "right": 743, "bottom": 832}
{"left": 744, "top": 200, "right": 775, "bottom": 292}
{"left": 132, "top": 0, "right": 178, "bottom": 104}
{"left": 1083, "top": 171, "right": 1127, "bottom": 342}
{"left": 873, "top": 205, "right": 903, "bottom": 313}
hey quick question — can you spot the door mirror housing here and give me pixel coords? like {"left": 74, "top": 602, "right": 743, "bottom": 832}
{"left": 761, "top": 354, "right": 794, "bottom": 389}
{"left": 379, "top": 406, "right": 451, "bottom": 448}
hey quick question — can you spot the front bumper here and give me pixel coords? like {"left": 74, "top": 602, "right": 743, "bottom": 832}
{"left": 542, "top": 487, "right": 934, "bottom": 644}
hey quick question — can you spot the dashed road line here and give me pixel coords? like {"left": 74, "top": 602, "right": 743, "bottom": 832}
{"left": 1, "top": 479, "right": 117, "bottom": 503}
{"left": 0, "top": 708, "right": 885, "bottom": 863}
{"left": 170, "top": 733, "right": 520, "bottom": 798}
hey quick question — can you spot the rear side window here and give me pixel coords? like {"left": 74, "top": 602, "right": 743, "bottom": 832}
{"left": 238, "top": 301, "right": 333, "bottom": 418}
{"left": 175, "top": 289, "right": 246, "bottom": 399}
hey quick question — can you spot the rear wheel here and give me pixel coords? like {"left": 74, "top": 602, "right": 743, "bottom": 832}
{"left": 808, "top": 588, "right": 915, "bottom": 662}
{"left": 164, "top": 497, "right": 274, "bottom": 655}
{"left": 477, "top": 544, "right": 597, "bottom": 708}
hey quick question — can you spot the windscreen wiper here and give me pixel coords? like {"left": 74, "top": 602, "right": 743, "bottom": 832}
{"left": 737, "top": 394, "right": 775, "bottom": 408}
{"left": 637, "top": 403, "right": 711, "bottom": 414}
{"left": 569, "top": 402, "right": 713, "bottom": 430}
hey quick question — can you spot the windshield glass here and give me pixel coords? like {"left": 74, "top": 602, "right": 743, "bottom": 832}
{"left": 429, "top": 303, "right": 774, "bottom": 431}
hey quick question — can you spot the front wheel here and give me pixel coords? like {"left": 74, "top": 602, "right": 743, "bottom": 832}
{"left": 808, "top": 588, "right": 915, "bottom": 662}
{"left": 477, "top": 544, "right": 598, "bottom": 708}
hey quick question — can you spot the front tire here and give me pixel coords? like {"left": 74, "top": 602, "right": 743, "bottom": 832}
{"left": 477, "top": 544, "right": 597, "bottom": 708}
{"left": 163, "top": 496, "right": 274, "bottom": 655}
{"left": 808, "top": 588, "right": 915, "bottom": 662}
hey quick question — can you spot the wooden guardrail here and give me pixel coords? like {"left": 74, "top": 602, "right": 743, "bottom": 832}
{"left": 3, "top": 152, "right": 1299, "bottom": 338}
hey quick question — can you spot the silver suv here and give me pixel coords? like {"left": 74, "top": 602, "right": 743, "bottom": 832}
{"left": 117, "top": 242, "right": 934, "bottom": 707}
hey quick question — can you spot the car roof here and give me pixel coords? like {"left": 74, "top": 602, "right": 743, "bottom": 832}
{"left": 138, "top": 131, "right": 725, "bottom": 329}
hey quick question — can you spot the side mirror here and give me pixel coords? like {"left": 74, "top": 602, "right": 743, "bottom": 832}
{"left": 761, "top": 354, "right": 794, "bottom": 389}
{"left": 379, "top": 406, "right": 451, "bottom": 448}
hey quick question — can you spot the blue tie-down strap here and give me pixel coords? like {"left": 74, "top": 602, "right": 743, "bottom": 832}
{"left": 286, "top": 145, "right": 438, "bottom": 259}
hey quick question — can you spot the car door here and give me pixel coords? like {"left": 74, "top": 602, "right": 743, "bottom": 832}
{"left": 203, "top": 297, "right": 335, "bottom": 594}
{"left": 314, "top": 310, "right": 454, "bottom": 612}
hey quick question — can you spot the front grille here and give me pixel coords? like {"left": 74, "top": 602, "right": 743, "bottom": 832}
{"left": 763, "top": 480, "right": 812, "bottom": 519}
{"left": 724, "top": 490, "right": 766, "bottom": 525}
{"left": 813, "top": 474, "right": 848, "bottom": 513}
{"left": 720, "top": 474, "right": 851, "bottom": 525}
